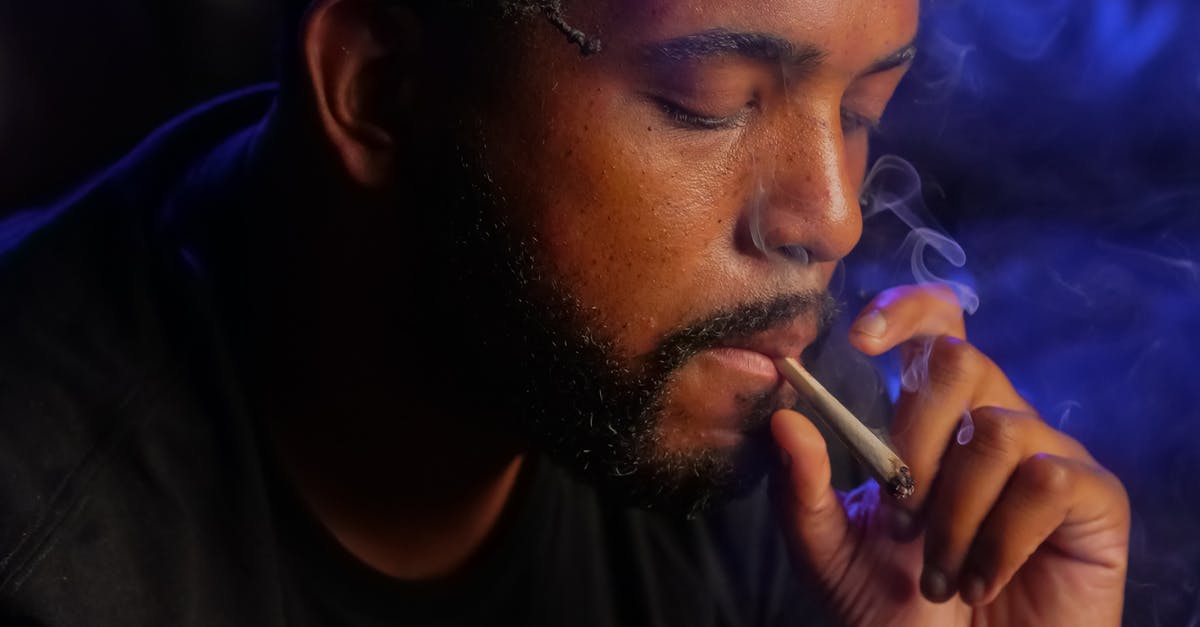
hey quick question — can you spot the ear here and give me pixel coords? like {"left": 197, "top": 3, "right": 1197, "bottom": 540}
{"left": 303, "top": 0, "right": 422, "bottom": 189}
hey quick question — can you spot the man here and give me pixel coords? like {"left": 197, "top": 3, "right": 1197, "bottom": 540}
{"left": 0, "top": 0, "right": 1129, "bottom": 625}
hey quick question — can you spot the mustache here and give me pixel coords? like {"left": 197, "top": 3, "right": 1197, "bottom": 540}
{"left": 646, "top": 291, "right": 841, "bottom": 377}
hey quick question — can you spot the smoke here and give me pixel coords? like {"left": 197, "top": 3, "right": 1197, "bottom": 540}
{"left": 911, "top": 32, "right": 977, "bottom": 105}
{"left": 1083, "top": 1, "right": 1181, "bottom": 92}
{"left": 976, "top": 0, "right": 1072, "bottom": 61}
{"left": 1096, "top": 239, "right": 1200, "bottom": 287}
{"left": 1051, "top": 400, "right": 1083, "bottom": 432}
{"left": 928, "top": 0, "right": 1180, "bottom": 89}
{"left": 748, "top": 173, "right": 771, "bottom": 257}
{"left": 866, "top": 0, "right": 1200, "bottom": 623}
{"left": 847, "top": 153, "right": 983, "bottom": 452}
{"left": 859, "top": 155, "right": 979, "bottom": 314}
{"left": 899, "top": 336, "right": 934, "bottom": 394}
{"left": 747, "top": 153, "right": 812, "bottom": 265}
{"left": 744, "top": 5, "right": 1199, "bottom": 617}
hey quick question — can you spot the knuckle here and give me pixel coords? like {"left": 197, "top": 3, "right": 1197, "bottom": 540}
{"left": 1020, "top": 454, "right": 1074, "bottom": 497}
{"left": 926, "top": 336, "right": 981, "bottom": 391}
{"left": 964, "top": 408, "right": 1025, "bottom": 462}
{"left": 924, "top": 282, "right": 961, "bottom": 307}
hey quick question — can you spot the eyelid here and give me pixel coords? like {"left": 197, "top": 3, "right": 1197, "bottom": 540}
{"left": 650, "top": 95, "right": 878, "bottom": 134}
{"left": 840, "top": 107, "right": 881, "bottom": 134}
{"left": 654, "top": 96, "right": 754, "bottom": 131}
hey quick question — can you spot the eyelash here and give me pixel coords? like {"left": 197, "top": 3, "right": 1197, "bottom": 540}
{"left": 841, "top": 109, "right": 882, "bottom": 135}
{"left": 655, "top": 98, "right": 752, "bottom": 131}
{"left": 656, "top": 98, "right": 880, "bottom": 135}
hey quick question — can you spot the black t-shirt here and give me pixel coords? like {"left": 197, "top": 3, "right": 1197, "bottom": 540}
{"left": 0, "top": 86, "right": 890, "bottom": 626}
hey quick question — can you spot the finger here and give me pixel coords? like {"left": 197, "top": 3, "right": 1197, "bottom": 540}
{"left": 770, "top": 408, "right": 853, "bottom": 583}
{"left": 850, "top": 284, "right": 966, "bottom": 356}
{"left": 958, "top": 454, "right": 1130, "bottom": 608}
{"left": 919, "top": 407, "right": 1086, "bottom": 602}
{"left": 889, "top": 336, "right": 1031, "bottom": 510}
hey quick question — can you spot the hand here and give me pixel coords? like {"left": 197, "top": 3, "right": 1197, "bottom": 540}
{"left": 770, "top": 284, "right": 1130, "bottom": 627}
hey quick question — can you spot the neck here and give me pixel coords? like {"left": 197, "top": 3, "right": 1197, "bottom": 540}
{"left": 269, "top": 399, "right": 527, "bottom": 580}
{"left": 229, "top": 130, "right": 529, "bottom": 580}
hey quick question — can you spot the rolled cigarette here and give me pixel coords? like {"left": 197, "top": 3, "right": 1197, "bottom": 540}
{"left": 774, "top": 357, "right": 915, "bottom": 500}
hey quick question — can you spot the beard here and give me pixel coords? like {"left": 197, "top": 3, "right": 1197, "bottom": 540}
{"left": 400, "top": 125, "right": 839, "bottom": 519}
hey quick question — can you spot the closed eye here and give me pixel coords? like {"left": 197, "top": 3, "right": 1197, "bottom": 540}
{"left": 655, "top": 97, "right": 754, "bottom": 131}
{"left": 841, "top": 108, "right": 881, "bottom": 135}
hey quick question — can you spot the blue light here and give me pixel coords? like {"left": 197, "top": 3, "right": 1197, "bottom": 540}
{"left": 858, "top": 1, "right": 1200, "bottom": 622}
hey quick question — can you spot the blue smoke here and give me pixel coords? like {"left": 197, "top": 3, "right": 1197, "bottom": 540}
{"left": 848, "top": 2, "right": 1200, "bottom": 624}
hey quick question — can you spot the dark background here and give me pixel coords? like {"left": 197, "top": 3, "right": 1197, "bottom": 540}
{"left": 2, "top": 1, "right": 1197, "bottom": 625}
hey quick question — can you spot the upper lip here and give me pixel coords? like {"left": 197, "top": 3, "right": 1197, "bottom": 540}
{"left": 714, "top": 316, "right": 818, "bottom": 360}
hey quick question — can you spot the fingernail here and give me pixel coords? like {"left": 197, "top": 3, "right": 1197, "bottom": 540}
{"left": 853, "top": 309, "right": 887, "bottom": 338}
{"left": 961, "top": 574, "right": 986, "bottom": 605}
{"left": 920, "top": 566, "right": 949, "bottom": 602}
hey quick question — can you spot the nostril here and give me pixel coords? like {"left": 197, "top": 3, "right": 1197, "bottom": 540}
{"left": 776, "top": 245, "right": 811, "bottom": 264}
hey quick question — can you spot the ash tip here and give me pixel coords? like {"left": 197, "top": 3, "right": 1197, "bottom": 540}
{"left": 888, "top": 467, "right": 916, "bottom": 500}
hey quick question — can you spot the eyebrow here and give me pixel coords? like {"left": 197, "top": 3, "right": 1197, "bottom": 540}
{"left": 642, "top": 28, "right": 917, "bottom": 77}
{"left": 642, "top": 29, "right": 825, "bottom": 69}
{"left": 860, "top": 43, "right": 918, "bottom": 77}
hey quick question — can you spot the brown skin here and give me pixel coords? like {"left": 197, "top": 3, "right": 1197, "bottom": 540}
{"left": 774, "top": 286, "right": 1129, "bottom": 625}
{"left": 271, "top": 0, "right": 1130, "bottom": 622}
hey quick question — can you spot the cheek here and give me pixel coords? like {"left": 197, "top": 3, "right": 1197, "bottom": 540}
{"left": 512, "top": 106, "right": 755, "bottom": 357}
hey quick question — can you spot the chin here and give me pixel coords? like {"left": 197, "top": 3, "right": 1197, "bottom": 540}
{"left": 614, "top": 417, "right": 777, "bottom": 519}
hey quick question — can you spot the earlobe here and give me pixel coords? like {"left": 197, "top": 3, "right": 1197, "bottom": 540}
{"left": 303, "top": 0, "right": 420, "bottom": 189}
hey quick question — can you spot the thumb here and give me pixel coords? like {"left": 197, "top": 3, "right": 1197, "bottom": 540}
{"left": 771, "top": 408, "right": 854, "bottom": 580}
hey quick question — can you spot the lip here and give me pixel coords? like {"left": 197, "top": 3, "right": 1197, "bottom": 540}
{"left": 699, "top": 317, "right": 819, "bottom": 383}
{"left": 668, "top": 317, "right": 817, "bottom": 440}
{"left": 703, "top": 347, "right": 780, "bottom": 382}
{"left": 714, "top": 316, "right": 819, "bottom": 362}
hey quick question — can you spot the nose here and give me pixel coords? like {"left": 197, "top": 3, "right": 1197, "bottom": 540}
{"left": 742, "top": 108, "right": 863, "bottom": 265}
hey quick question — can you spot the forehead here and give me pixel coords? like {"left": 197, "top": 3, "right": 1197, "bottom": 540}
{"left": 591, "top": 0, "right": 919, "bottom": 72}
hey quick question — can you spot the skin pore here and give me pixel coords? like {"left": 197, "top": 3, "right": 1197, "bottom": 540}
{"left": 261, "top": 0, "right": 916, "bottom": 580}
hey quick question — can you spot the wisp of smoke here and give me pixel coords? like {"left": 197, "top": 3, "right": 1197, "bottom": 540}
{"left": 977, "top": 0, "right": 1072, "bottom": 61}
{"left": 746, "top": 152, "right": 812, "bottom": 265}
{"left": 859, "top": 154, "right": 979, "bottom": 315}
{"left": 873, "top": 1, "right": 1200, "bottom": 623}
{"left": 856, "top": 155, "right": 980, "bottom": 443}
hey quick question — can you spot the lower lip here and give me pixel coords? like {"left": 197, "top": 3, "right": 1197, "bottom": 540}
{"left": 702, "top": 347, "right": 781, "bottom": 383}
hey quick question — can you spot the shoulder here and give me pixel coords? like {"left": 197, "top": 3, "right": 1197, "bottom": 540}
{"left": 0, "top": 156, "right": 191, "bottom": 603}
{"left": 0, "top": 86, "right": 281, "bottom": 623}
{"left": 0, "top": 83, "right": 280, "bottom": 523}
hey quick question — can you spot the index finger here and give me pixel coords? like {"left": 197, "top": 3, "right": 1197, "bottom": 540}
{"left": 849, "top": 284, "right": 967, "bottom": 356}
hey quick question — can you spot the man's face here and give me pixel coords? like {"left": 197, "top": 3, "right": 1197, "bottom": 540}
{"left": 410, "top": 0, "right": 917, "bottom": 514}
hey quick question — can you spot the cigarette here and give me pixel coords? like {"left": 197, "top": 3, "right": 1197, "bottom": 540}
{"left": 774, "top": 357, "right": 915, "bottom": 500}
